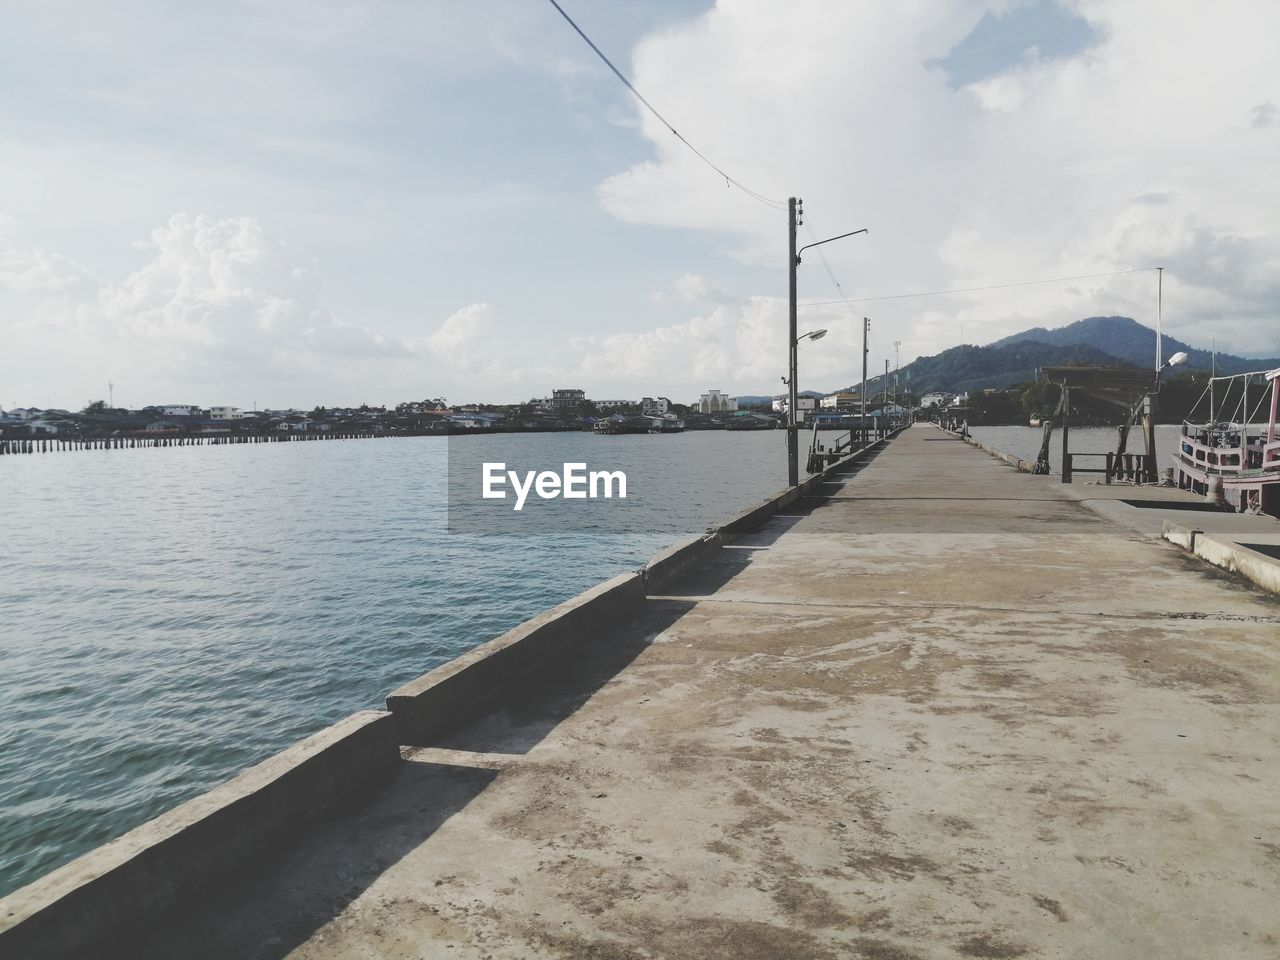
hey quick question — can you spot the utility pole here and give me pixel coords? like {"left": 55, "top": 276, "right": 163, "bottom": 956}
{"left": 787, "top": 197, "right": 800, "bottom": 486}
{"left": 893, "top": 340, "right": 901, "bottom": 411}
{"left": 108, "top": 381, "right": 114, "bottom": 409}
{"left": 861, "top": 317, "right": 870, "bottom": 445}
{"left": 1145, "top": 265, "right": 1164, "bottom": 482}
{"left": 884, "top": 359, "right": 890, "bottom": 432}
{"left": 788, "top": 211, "right": 868, "bottom": 467}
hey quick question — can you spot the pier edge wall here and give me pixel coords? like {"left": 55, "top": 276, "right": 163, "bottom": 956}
{"left": 0, "top": 710, "right": 398, "bottom": 958}
{"left": 385, "top": 570, "right": 648, "bottom": 745}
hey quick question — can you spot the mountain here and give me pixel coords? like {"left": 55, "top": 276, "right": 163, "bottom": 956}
{"left": 861, "top": 341, "right": 1130, "bottom": 396}
{"left": 990, "top": 316, "right": 1279, "bottom": 376}
{"left": 828, "top": 316, "right": 1280, "bottom": 396}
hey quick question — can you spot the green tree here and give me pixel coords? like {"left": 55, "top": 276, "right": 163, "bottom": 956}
{"left": 82, "top": 400, "right": 108, "bottom": 414}
{"left": 1016, "top": 380, "right": 1060, "bottom": 419}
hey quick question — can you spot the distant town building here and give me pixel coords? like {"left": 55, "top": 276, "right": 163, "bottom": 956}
{"left": 773, "top": 397, "right": 817, "bottom": 418}
{"left": 868, "top": 402, "right": 910, "bottom": 418}
{"left": 160, "top": 405, "right": 200, "bottom": 417}
{"left": 640, "top": 397, "right": 671, "bottom": 415}
{"left": 209, "top": 406, "right": 243, "bottom": 421}
{"left": 396, "top": 399, "right": 449, "bottom": 415}
{"left": 920, "top": 393, "right": 952, "bottom": 408}
{"left": 698, "top": 390, "right": 737, "bottom": 414}
{"left": 594, "top": 400, "right": 632, "bottom": 411}
{"left": 820, "top": 392, "right": 860, "bottom": 411}
{"left": 549, "top": 388, "right": 587, "bottom": 413}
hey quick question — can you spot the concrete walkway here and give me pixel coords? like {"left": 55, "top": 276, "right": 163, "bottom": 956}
{"left": 139, "top": 424, "right": 1280, "bottom": 959}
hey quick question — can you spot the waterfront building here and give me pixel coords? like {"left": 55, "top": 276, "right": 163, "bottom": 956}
{"left": 820, "top": 392, "right": 860, "bottom": 411}
{"left": 640, "top": 397, "right": 671, "bottom": 415}
{"left": 698, "top": 390, "right": 738, "bottom": 414}
{"left": 595, "top": 400, "right": 632, "bottom": 411}
{"left": 920, "top": 393, "right": 951, "bottom": 408}
{"left": 447, "top": 414, "right": 495, "bottom": 429}
{"left": 160, "top": 405, "right": 200, "bottom": 417}
{"left": 549, "top": 389, "right": 587, "bottom": 413}
{"left": 773, "top": 397, "right": 817, "bottom": 420}
{"left": 209, "top": 406, "right": 243, "bottom": 421}
{"left": 396, "top": 399, "right": 449, "bottom": 415}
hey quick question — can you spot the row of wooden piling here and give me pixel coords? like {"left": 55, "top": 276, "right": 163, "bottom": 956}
{"left": 0, "top": 433, "right": 382, "bottom": 455}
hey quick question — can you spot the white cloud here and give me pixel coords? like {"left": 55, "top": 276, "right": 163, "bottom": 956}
{"left": 428, "top": 302, "right": 490, "bottom": 357}
{"left": 0, "top": 214, "right": 424, "bottom": 407}
{"left": 595, "top": 0, "right": 1280, "bottom": 361}
{"left": 568, "top": 294, "right": 863, "bottom": 397}
{"left": 0, "top": 247, "right": 94, "bottom": 295}
{"left": 4, "top": 1, "right": 1278, "bottom": 409}
{"left": 675, "top": 272, "right": 710, "bottom": 301}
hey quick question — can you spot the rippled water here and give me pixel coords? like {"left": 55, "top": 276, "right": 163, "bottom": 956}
{"left": 0, "top": 431, "right": 792, "bottom": 896}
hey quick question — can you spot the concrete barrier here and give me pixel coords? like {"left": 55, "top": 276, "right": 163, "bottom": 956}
{"left": 1161, "top": 521, "right": 1280, "bottom": 594}
{"left": 643, "top": 530, "right": 724, "bottom": 588}
{"left": 0, "top": 710, "right": 399, "bottom": 960}
{"left": 1161, "top": 520, "right": 1201, "bottom": 551}
{"left": 387, "top": 571, "right": 648, "bottom": 744}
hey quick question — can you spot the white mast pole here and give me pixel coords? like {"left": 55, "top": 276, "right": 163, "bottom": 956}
{"left": 1156, "top": 266, "right": 1163, "bottom": 371}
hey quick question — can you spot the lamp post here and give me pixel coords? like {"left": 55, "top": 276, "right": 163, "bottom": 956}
{"left": 788, "top": 196, "right": 867, "bottom": 485}
{"left": 785, "top": 328, "right": 828, "bottom": 484}
{"left": 1146, "top": 349, "right": 1188, "bottom": 482}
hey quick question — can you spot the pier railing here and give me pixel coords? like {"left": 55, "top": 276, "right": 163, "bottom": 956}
{"left": 1062, "top": 451, "right": 1152, "bottom": 484}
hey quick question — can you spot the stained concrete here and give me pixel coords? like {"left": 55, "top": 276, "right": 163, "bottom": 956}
{"left": 135, "top": 424, "right": 1280, "bottom": 960}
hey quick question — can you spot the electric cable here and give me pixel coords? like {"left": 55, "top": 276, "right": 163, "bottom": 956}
{"left": 797, "top": 267, "right": 1160, "bottom": 307}
{"left": 544, "top": 0, "right": 786, "bottom": 210}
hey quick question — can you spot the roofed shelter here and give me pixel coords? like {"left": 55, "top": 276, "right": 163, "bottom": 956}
{"left": 1038, "top": 366, "right": 1159, "bottom": 482}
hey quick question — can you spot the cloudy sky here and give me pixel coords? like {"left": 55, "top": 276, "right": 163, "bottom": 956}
{"left": 1, "top": 0, "right": 1276, "bottom": 410}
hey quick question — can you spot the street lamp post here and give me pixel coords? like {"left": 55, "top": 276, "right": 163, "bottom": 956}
{"left": 1146, "top": 349, "right": 1188, "bottom": 482}
{"left": 787, "top": 196, "right": 867, "bottom": 485}
{"left": 788, "top": 329, "right": 828, "bottom": 479}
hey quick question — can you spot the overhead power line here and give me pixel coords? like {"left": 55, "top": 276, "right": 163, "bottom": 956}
{"left": 544, "top": 0, "right": 786, "bottom": 210}
{"left": 797, "top": 267, "right": 1159, "bottom": 307}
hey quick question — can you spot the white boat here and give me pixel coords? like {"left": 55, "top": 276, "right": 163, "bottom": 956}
{"left": 1171, "top": 367, "right": 1280, "bottom": 516}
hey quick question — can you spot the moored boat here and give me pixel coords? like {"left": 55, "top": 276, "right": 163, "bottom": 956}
{"left": 1171, "top": 367, "right": 1280, "bottom": 516}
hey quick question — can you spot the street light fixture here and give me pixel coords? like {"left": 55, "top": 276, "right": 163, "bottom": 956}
{"left": 784, "top": 329, "right": 830, "bottom": 464}
{"left": 787, "top": 195, "right": 868, "bottom": 485}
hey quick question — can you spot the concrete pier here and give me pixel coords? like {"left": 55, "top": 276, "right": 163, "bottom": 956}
{"left": 8, "top": 425, "right": 1280, "bottom": 958}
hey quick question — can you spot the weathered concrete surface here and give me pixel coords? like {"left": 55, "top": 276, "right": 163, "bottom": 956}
{"left": 136, "top": 424, "right": 1280, "bottom": 960}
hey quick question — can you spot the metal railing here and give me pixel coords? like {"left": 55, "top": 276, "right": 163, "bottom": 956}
{"left": 1062, "top": 451, "right": 1152, "bottom": 484}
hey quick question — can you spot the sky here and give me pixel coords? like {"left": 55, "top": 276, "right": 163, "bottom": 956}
{"left": 1, "top": 0, "right": 1277, "bottom": 410}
